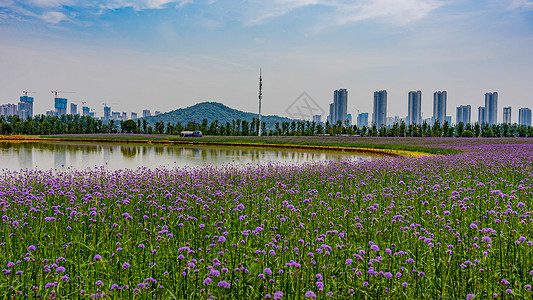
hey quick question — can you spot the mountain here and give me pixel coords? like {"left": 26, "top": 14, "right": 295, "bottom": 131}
{"left": 143, "top": 102, "right": 295, "bottom": 130}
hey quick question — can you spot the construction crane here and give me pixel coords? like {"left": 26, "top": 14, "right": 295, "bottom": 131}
{"left": 51, "top": 90, "right": 75, "bottom": 98}
{"left": 22, "top": 90, "right": 36, "bottom": 96}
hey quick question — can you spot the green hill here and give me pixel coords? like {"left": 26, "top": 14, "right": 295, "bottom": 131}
{"left": 143, "top": 102, "right": 294, "bottom": 130}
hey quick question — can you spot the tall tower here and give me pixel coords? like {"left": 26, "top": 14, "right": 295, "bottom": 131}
{"left": 373, "top": 90, "right": 387, "bottom": 127}
{"left": 433, "top": 91, "right": 447, "bottom": 125}
{"left": 408, "top": 90, "right": 422, "bottom": 125}
{"left": 503, "top": 107, "right": 511, "bottom": 124}
{"left": 258, "top": 68, "right": 262, "bottom": 136}
{"left": 485, "top": 92, "right": 498, "bottom": 125}
{"left": 333, "top": 89, "right": 348, "bottom": 125}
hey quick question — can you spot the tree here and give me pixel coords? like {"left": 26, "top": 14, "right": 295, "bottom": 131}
{"left": 142, "top": 119, "right": 148, "bottom": 134}
{"left": 122, "top": 119, "right": 138, "bottom": 133}
{"left": 455, "top": 122, "right": 465, "bottom": 137}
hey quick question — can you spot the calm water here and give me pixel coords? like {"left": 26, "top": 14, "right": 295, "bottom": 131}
{"left": 0, "top": 141, "right": 375, "bottom": 171}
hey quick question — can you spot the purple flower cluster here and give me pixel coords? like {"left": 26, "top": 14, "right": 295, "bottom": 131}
{"left": 0, "top": 139, "right": 532, "bottom": 298}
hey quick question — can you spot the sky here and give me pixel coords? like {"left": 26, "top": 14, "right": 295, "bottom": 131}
{"left": 1, "top": 0, "right": 533, "bottom": 123}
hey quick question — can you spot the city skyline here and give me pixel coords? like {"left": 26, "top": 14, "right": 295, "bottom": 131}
{"left": 1, "top": 1, "right": 532, "bottom": 123}
{"left": 2, "top": 88, "right": 531, "bottom": 126}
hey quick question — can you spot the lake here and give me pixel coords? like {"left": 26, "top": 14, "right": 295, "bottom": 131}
{"left": 0, "top": 141, "right": 376, "bottom": 171}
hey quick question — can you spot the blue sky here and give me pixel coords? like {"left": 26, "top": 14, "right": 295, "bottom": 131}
{"left": 1, "top": 0, "right": 533, "bottom": 123}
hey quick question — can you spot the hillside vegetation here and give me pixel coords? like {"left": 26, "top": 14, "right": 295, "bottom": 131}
{"left": 143, "top": 102, "right": 294, "bottom": 130}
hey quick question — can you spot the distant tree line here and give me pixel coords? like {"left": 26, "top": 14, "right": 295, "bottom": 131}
{"left": 1, "top": 114, "right": 532, "bottom": 137}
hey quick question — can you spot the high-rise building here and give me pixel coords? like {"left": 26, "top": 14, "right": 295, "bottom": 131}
{"left": 347, "top": 113, "right": 352, "bottom": 126}
{"left": 82, "top": 106, "right": 90, "bottom": 116}
{"left": 122, "top": 112, "right": 127, "bottom": 120}
{"left": 357, "top": 113, "right": 369, "bottom": 128}
{"left": 328, "top": 103, "right": 334, "bottom": 124}
{"left": 408, "top": 90, "right": 422, "bottom": 125}
{"left": 334, "top": 89, "right": 348, "bottom": 125}
{"left": 312, "top": 115, "right": 321, "bottom": 123}
{"left": 143, "top": 110, "right": 151, "bottom": 118}
{"left": 104, "top": 106, "right": 111, "bottom": 121}
{"left": 456, "top": 105, "right": 471, "bottom": 125}
{"left": 478, "top": 106, "right": 486, "bottom": 124}
{"left": 485, "top": 92, "right": 498, "bottom": 125}
{"left": 446, "top": 116, "right": 452, "bottom": 124}
{"left": 54, "top": 98, "right": 67, "bottom": 116}
{"left": 519, "top": 108, "right": 532, "bottom": 126}
{"left": 0, "top": 104, "right": 18, "bottom": 117}
{"left": 373, "top": 90, "right": 387, "bottom": 127}
{"left": 433, "top": 91, "right": 447, "bottom": 125}
{"left": 18, "top": 96, "right": 34, "bottom": 119}
{"left": 70, "top": 103, "right": 78, "bottom": 115}
{"left": 327, "top": 89, "right": 348, "bottom": 124}
{"left": 503, "top": 107, "right": 511, "bottom": 124}
{"left": 46, "top": 110, "right": 54, "bottom": 117}
{"left": 131, "top": 112, "right": 138, "bottom": 119}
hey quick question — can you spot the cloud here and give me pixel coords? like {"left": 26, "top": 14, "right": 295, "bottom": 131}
{"left": 335, "top": 0, "right": 443, "bottom": 26}
{"left": 99, "top": 0, "right": 192, "bottom": 11}
{"left": 26, "top": 0, "right": 74, "bottom": 7}
{"left": 509, "top": 0, "right": 533, "bottom": 9}
{"left": 0, "top": 0, "right": 14, "bottom": 7}
{"left": 246, "top": 0, "right": 323, "bottom": 25}
{"left": 202, "top": 56, "right": 254, "bottom": 71}
{"left": 245, "top": 0, "right": 442, "bottom": 26}
{"left": 40, "top": 11, "right": 67, "bottom": 23}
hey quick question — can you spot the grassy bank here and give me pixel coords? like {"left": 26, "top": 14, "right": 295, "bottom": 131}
{"left": 17, "top": 134, "right": 473, "bottom": 155}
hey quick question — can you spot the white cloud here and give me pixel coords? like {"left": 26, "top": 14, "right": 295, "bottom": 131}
{"left": 245, "top": 0, "right": 442, "bottom": 26}
{"left": 336, "top": 0, "right": 442, "bottom": 25}
{"left": 100, "top": 0, "right": 192, "bottom": 11}
{"left": 509, "top": 0, "right": 533, "bottom": 9}
{"left": 0, "top": 0, "right": 14, "bottom": 7}
{"left": 27, "top": 0, "right": 74, "bottom": 7}
{"left": 40, "top": 11, "right": 67, "bottom": 23}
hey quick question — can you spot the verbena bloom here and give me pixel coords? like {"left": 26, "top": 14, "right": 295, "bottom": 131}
{"left": 273, "top": 291, "right": 283, "bottom": 299}
{"left": 28, "top": 245, "right": 36, "bottom": 251}
{"left": 94, "top": 255, "right": 102, "bottom": 261}
{"left": 264, "top": 268, "right": 272, "bottom": 276}
{"left": 139, "top": 244, "right": 145, "bottom": 248}
{"left": 122, "top": 263, "right": 130, "bottom": 269}
{"left": 304, "top": 291, "right": 317, "bottom": 298}
{"left": 371, "top": 245, "right": 379, "bottom": 252}
{"left": 218, "top": 281, "right": 230, "bottom": 288}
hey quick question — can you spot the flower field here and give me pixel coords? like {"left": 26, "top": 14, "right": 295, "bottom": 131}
{"left": 1, "top": 139, "right": 533, "bottom": 299}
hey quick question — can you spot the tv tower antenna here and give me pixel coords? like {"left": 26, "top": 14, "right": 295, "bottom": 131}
{"left": 258, "top": 68, "right": 262, "bottom": 136}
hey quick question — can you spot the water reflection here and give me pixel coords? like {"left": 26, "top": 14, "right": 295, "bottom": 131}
{"left": 0, "top": 141, "right": 375, "bottom": 171}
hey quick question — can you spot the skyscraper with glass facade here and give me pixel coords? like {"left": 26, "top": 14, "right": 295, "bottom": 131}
{"left": 503, "top": 106, "right": 511, "bottom": 124}
{"left": 408, "top": 90, "right": 422, "bottom": 125}
{"left": 433, "top": 91, "right": 447, "bottom": 125}
{"left": 456, "top": 105, "right": 471, "bottom": 124}
{"left": 519, "top": 108, "right": 532, "bottom": 126}
{"left": 373, "top": 90, "right": 387, "bottom": 127}
{"left": 485, "top": 92, "right": 498, "bottom": 125}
